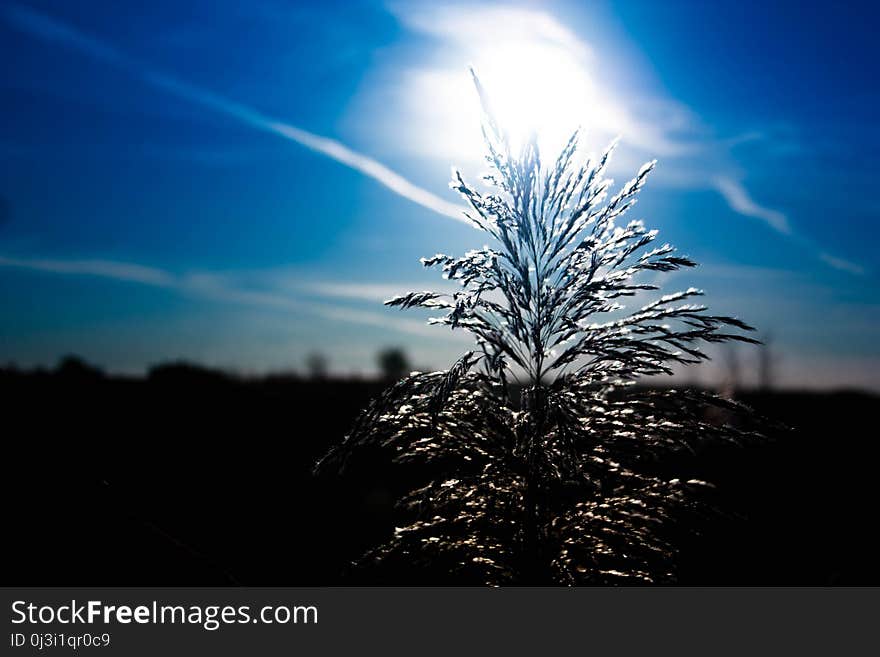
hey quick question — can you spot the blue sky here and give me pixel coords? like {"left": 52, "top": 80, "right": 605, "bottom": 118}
{"left": 1, "top": 0, "right": 878, "bottom": 389}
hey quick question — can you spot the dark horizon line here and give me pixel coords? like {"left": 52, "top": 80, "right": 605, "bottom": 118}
{"left": 2, "top": 354, "right": 876, "bottom": 398}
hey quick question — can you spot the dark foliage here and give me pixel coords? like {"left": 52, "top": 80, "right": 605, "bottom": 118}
{"left": 377, "top": 347, "right": 411, "bottom": 382}
{"left": 2, "top": 362, "right": 877, "bottom": 585}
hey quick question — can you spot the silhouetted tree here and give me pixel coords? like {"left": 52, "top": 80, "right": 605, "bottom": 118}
{"left": 377, "top": 348, "right": 410, "bottom": 382}
{"left": 148, "top": 361, "right": 230, "bottom": 386}
{"left": 56, "top": 355, "right": 104, "bottom": 381}
{"left": 318, "top": 72, "right": 762, "bottom": 584}
{"left": 306, "top": 352, "right": 329, "bottom": 380}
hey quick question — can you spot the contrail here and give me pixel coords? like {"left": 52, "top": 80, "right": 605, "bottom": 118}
{"left": 6, "top": 5, "right": 866, "bottom": 277}
{"left": 0, "top": 253, "right": 455, "bottom": 339}
{"left": 1, "top": 4, "right": 469, "bottom": 224}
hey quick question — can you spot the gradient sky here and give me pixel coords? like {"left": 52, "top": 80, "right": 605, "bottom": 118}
{"left": 1, "top": 0, "right": 878, "bottom": 389}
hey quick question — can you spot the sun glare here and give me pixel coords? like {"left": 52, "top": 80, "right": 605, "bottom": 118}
{"left": 470, "top": 41, "right": 598, "bottom": 153}
{"left": 399, "top": 30, "right": 630, "bottom": 164}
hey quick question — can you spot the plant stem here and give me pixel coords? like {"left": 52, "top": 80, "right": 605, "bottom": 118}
{"left": 521, "top": 383, "right": 548, "bottom": 582}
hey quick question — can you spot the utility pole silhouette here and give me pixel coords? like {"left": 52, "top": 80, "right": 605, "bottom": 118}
{"left": 722, "top": 344, "right": 741, "bottom": 397}
{"left": 758, "top": 333, "right": 775, "bottom": 392}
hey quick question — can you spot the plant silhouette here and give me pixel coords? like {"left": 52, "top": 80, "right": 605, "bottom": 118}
{"left": 318, "top": 72, "right": 762, "bottom": 584}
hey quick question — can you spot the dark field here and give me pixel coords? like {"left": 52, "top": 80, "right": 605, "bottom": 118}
{"left": 4, "top": 360, "right": 878, "bottom": 585}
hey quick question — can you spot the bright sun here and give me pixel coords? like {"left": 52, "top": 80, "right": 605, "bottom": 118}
{"left": 389, "top": 5, "right": 658, "bottom": 168}
{"left": 470, "top": 41, "right": 598, "bottom": 152}
{"left": 400, "top": 36, "right": 629, "bottom": 165}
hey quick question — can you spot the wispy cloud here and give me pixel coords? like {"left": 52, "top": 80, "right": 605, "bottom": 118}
{"left": 708, "top": 179, "right": 867, "bottom": 276}
{"left": 299, "top": 281, "right": 410, "bottom": 304}
{"left": 374, "top": 3, "right": 867, "bottom": 277}
{"left": 0, "top": 253, "right": 453, "bottom": 339}
{"left": 1, "top": 4, "right": 468, "bottom": 224}
{"left": 0, "top": 255, "right": 176, "bottom": 286}
{"left": 712, "top": 177, "right": 792, "bottom": 235}
{"left": 3, "top": 2, "right": 125, "bottom": 62}
{"left": 395, "top": 3, "right": 594, "bottom": 62}
{"left": 3, "top": 2, "right": 866, "bottom": 279}
{"left": 819, "top": 252, "right": 867, "bottom": 276}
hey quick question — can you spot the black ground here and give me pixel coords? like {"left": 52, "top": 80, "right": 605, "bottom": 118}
{"left": 4, "top": 359, "right": 877, "bottom": 585}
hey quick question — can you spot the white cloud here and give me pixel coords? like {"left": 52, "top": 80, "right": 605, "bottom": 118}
{"left": 0, "top": 253, "right": 458, "bottom": 339}
{"left": 819, "top": 252, "right": 867, "bottom": 276}
{"left": 0, "top": 255, "right": 175, "bottom": 286}
{"left": 1, "top": 4, "right": 469, "bottom": 224}
{"left": 710, "top": 180, "right": 866, "bottom": 275}
{"left": 3, "top": 2, "right": 865, "bottom": 281}
{"left": 394, "top": 3, "right": 594, "bottom": 62}
{"left": 712, "top": 177, "right": 792, "bottom": 235}
{"left": 369, "top": 3, "right": 868, "bottom": 277}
